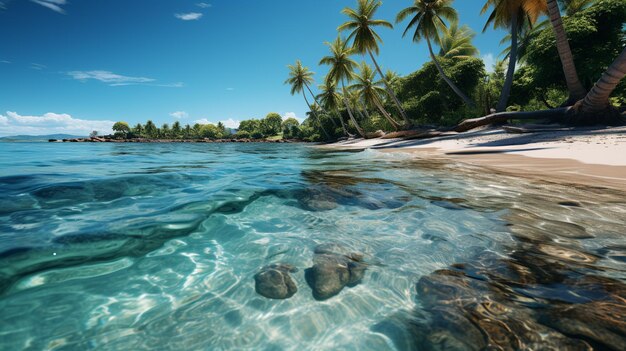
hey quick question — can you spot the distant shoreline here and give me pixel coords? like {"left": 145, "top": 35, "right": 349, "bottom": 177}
{"left": 47, "top": 137, "right": 306, "bottom": 144}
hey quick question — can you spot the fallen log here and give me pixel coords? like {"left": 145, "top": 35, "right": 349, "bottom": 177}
{"left": 454, "top": 108, "right": 570, "bottom": 133}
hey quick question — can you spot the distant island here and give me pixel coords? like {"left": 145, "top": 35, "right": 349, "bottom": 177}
{"left": 49, "top": 112, "right": 311, "bottom": 143}
{"left": 0, "top": 134, "right": 86, "bottom": 142}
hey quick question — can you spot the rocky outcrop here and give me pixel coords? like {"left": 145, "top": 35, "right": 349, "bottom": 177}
{"left": 254, "top": 264, "right": 298, "bottom": 299}
{"left": 305, "top": 244, "right": 366, "bottom": 300}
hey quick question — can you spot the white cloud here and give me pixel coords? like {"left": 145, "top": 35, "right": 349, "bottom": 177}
{"left": 226, "top": 87, "right": 235, "bottom": 91}
{"left": 282, "top": 112, "right": 303, "bottom": 123}
{"left": 197, "top": 3, "right": 211, "bottom": 8}
{"left": 31, "top": 0, "right": 67, "bottom": 14}
{"left": 193, "top": 118, "right": 240, "bottom": 128}
{"left": 482, "top": 53, "right": 495, "bottom": 74}
{"left": 0, "top": 111, "right": 114, "bottom": 136}
{"left": 30, "top": 63, "right": 46, "bottom": 70}
{"left": 193, "top": 118, "right": 211, "bottom": 125}
{"left": 220, "top": 118, "right": 240, "bottom": 129}
{"left": 175, "top": 12, "right": 203, "bottom": 21}
{"left": 170, "top": 111, "right": 188, "bottom": 119}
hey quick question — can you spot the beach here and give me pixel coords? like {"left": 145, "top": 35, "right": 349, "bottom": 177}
{"left": 320, "top": 126, "right": 626, "bottom": 191}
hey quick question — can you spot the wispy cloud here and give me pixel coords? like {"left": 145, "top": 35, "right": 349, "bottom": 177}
{"left": 31, "top": 0, "right": 67, "bottom": 14}
{"left": 482, "top": 53, "right": 495, "bottom": 73}
{"left": 68, "top": 70, "right": 154, "bottom": 85}
{"left": 30, "top": 63, "right": 46, "bottom": 70}
{"left": 197, "top": 3, "right": 211, "bottom": 8}
{"left": 67, "top": 70, "right": 183, "bottom": 88}
{"left": 175, "top": 12, "right": 203, "bottom": 21}
{"left": 0, "top": 60, "right": 10, "bottom": 64}
{"left": 226, "top": 87, "right": 235, "bottom": 91}
{"left": 0, "top": 111, "right": 115, "bottom": 136}
{"left": 170, "top": 111, "right": 188, "bottom": 119}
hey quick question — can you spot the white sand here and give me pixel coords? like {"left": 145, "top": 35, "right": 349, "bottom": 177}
{"left": 319, "top": 126, "right": 626, "bottom": 190}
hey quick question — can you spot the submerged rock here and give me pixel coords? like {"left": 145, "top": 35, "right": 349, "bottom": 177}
{"left": 254, "top": 264, "right": 298, "bottom": 299}
{"left": 306, "top": 244, "right": 366, "bottom": 300}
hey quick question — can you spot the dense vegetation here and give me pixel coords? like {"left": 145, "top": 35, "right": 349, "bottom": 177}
{"left": 285, "top": 0, "right": 626, "bottom": 141}
{"left": 109, "top": 112, "right": 314, "bottom": 141}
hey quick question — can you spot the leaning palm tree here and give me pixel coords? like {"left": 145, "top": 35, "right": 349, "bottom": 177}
{"left": 320, "top": 36, "right": 366, "bottom": 138}
{"left": 545, "top": 0, "right": 587, "bottom": 104}
{"left": 338, "top": 0, "right": 411, "bottom": 126}
{"left": 580, "top": 46, "right": 626, "bottom": 113}
{"left": 481, "top": 0, "right": 546, "bottom": 112}
{"left": 439, "top": 19, "right": 479, "bottom": 59}
{"left": 318, "top": 78, "right": 350, "bottom": 136}
{"left": 396, "top": 0, "right": 476, "bottom": 108}
{"left": 350, "top": 61, "right": 401, "bottom": 130}
{"left": 559, "top": 0, "right": 595, "bottom": 16}
{"left": 384, "top": 69, "right": 401, "bottom": 86}
{"left": 284, "top": 60, "right": 330, "bottom": 139}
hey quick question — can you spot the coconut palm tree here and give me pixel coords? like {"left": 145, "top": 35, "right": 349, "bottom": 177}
{"left": 439, "top": 19, "right": 479, "bottom": 59}
{"left": 350, "top": 61, "right": 401, "bottom": 130}
{"left": 481, "top": 0, "right": 546, "bottom": 112}
{"left": 338, "top": 0, "right": 411, "bottom": 126}
{"left": 545, "top": 0, "right": 587, "bottom": 104}
{"left": 384, "top": 69, "right": 401, "bottom": 86}
{"left": 318, "top": 78, "right": 350, "bottom": 136}
{"left": 285, "top": 60, "right": 331, "bottom": 139}
{"left": 396, "top": 0, "right": 476, "bottom": 108}
{"left": 581, "top": 46, "right": 626, "bottom": 113}
{"left": 320, "top": 36, "right": 366, "bottom": 138}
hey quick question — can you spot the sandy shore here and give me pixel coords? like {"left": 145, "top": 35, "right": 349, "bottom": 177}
{"left": 319, "top": 126, "right": 626, "bottom": 191}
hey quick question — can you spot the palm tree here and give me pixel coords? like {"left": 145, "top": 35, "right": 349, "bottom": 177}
{"left": 320, "top": 36, "right": 366, "bottom": 138}
{"left": 581, "top": 46, "right": 626, "bottom": 113}
{"left": 318, "top": 78, "right": 350, "bottom": 136}
{"left": 481, "top": 0, "right": 546, "bottom": 112}
{"left": 559, "top": 0, "right": 595, "bottom": 16}
{"left": 338, "top": 0, "right": 411, "bottom": 126}
{"left": 438, "top": 19, "right": 479, "bottom": 59}
{"left": 350, "top": 61, "right": 401, "bottom": 130}
{"left": 285, "top": 60, "right": 331, "bottom": 139}
{"left": 546, "top": 0, "right": 587, "bottom": 104}
{"left": 397, "top": 0, "right": 476, "bottom": 108}
{"left": 384, "top": 69, "right": 401, "bottom": 85}
{"left": 144, "top": 120, "right": 157, "bottom": 138}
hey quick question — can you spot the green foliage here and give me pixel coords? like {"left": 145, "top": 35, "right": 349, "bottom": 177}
{"left": 112, "top": 121, "right": 130, "bottom": 138}
{"left": 235, "top": 130, "right": 251, "bottom": 139}
{"left": 395, "top": 57, "right": 485, "bottom": 124}
{"left": 250, "top": 130, "right": 265, "bottom": 139}
{"left": 282, "top": 118, "right": 301, "bottom": 138}
{"left": 238, "top": 119, "right": 261, "bottom": 133}
{"left": 518, "top": 0, "right": 626, "bottom": 102}
{"left": 261, "top": 113, "right": 283, "bottom": 136}
{"left": 200, "top": 124, "right": 223, "bottom": 139}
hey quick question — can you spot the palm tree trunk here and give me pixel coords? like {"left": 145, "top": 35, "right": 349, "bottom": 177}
{"left": 341, "top": 81, "right": 366, "bottom": 137}
{"left": 426, "top": 37, "right": 476, "bottom": 108}
{"left": 547, "top": 0, "right": 587, "bottom": 104}
{"left": 582, "top": 46, "right": 626, "bottom": 113}
{"left": 372, "top": 93, "right": 400, "bottom": 131}
{"left": 305, "top": 83, "right": 337, "bottom": 128}
{"left": 368, "top": 50, "right": 411, "bottom": 127}
{"left": 497, "top": 14, "right": 519, "bottom": 112}
{"left": 302, "top": 91, "right": 330, "bottom": 140}
{"left": 335, "top": 108, "right": 350, "bottom": 136}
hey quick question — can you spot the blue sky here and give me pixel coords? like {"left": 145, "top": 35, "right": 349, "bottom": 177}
{"left": 0, "top": 0, "right": 506, "bottom": 136}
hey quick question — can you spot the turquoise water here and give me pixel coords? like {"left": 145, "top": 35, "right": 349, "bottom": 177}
{"left": 0, "top": 142, "right": 625, "bottom": 350}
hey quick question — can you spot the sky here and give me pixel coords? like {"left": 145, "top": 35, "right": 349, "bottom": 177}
{"left": 0, "top": 0, "right": 507, "bottom": 136}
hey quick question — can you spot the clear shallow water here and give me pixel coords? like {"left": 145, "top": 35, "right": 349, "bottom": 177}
{"left": 0, "top": 142, "right": 625, "bottom": 350}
